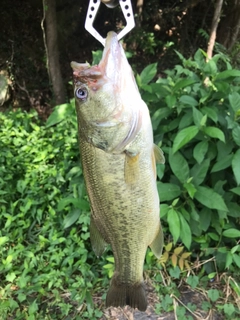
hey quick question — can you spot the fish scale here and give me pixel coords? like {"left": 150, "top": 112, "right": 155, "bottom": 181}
{"left": 72, "top": 31, "right": 164, "bottom": 311}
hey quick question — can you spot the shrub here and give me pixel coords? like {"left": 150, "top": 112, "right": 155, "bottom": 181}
{"left": 0, "top": 108, "right": 103, "bottom": 319}
{"left": 137, "top": 49, "right": 240, "bottom": 272}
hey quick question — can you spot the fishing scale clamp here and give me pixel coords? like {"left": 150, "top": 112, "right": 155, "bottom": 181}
{"left": 85, "top": 0, "right": 135, "bottom": 46}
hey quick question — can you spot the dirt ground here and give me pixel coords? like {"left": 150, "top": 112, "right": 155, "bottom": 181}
{"left": 98, "top": 283, "right": 224, "bottom": 320}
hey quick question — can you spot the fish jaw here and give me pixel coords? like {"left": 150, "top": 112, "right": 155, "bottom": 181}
{"left": 99, "top": 32, "right": 139, "bottom": 96}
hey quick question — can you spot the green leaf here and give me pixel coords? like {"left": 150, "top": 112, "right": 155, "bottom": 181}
{"left": 233, "top": 254, "right": 240, "bottom": 268}
{"left": 92, "top": 50, "right": 103, "bottom": 65}
{"left": 227, "top": 202, "right": 240, "bottom": 218}
{"left": 46, "top": 103, "right": 72, "bottom": 127}
{"left": 226, "top": 252, "right": 233, "bottom": 268}
{"left": 193, "top": 140, "right": 208, "bottom": 164}
{"left": 208, "top": 289, "right": 219, "bottom": 302}
{"left": 215, "top": 69, "right": 240, "bottom": 80}
{"left": 63, "top": 209, "right": 81, "bottom": 229}
{"left": 192, "top": 107, "right": 203, "bottom": 127}
{"left": 232, "top": 149, "right": 240, "bottom": 185}
{"left": 173, "top": 79, "right": 197, "bottom": 92}
{"left": 223, "top": 228, "right": 240, "bottom": 238}
{"left": 167, "top": 208, "right": 180, "bottom": 244}
{"left": 199, "top": 208, "right": 211, "bottom": 232}
{"left": 204, "top": 59, "right": 217, "bottom": 75}
{"left": 183, "top": 182, "right": 197, "bottom": 199}
{"left": 0, "top": 236, "right": 9, "bottom": 246}
{"left": 169, "top": 151, "right": 189, "bottom": 183}
{"left": 202, "top": 106, "right": 218, "bottom": 123}
{"left": 165, "top": 95, "right": 177, "bottom": 108}
{"left": 160, "top": 204, "right": 169, "bottom": 218}
{"left": 140, "top": 63, "right": 157, "bottom": 85}
{"left": 179, "top": 95, "right": 198, "bottom": 107}
{"left": 191, "top": 159, "right": 210, "bottom": 185}
{"left": 17, "top": 293, "right": 27, "bottom": 303}
{"left": 152, "top": 108, "right": 172, "bottom": 130}
{"left": 229, "top": 92, "right": 240, "bottom": 113}
{"left": 211, "top": 154, "right": 233, "bottom": 173}
{"left": 28, "top": 300, "right": 39, "bottom": 315}
{"left": 172, "top": 126, "right": 199, "bottom": 153}
{"left": 232, "top": 126, "right": 240, "bottom": 146}
{"left": 223, "top": 304, "right": 235, "bottom": 316}
{"left": 157, "top": 182, "right": 181, "bottom": 201}
{"left": 202, "top": 127, "right": 225, "bottom": 142}
{"left": 186, "top": 275, "right": 199, "bottom": 289}
{"left": 179, "top": 112, "right": 193, "bottom": 129}
{"left": 195, "top": 186, "right": 228, "bottom": 211}
{"left": 230, "top": 187, "right": 240, "bottom": 196}
{"left": 179, "top": 215, "right": 192, "bottom": 249}
{"left": 57, "top": 198, "right": 89, "bottom": 211}
{"left": 6, "top": 272, "right": 16, "bottom": 282}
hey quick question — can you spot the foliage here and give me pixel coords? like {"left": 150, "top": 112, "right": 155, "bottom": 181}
{"left": 0, "top": 108, "right": 104, "bottom": 319}
{"left": 1, "top": 47, "right": 240, "bottom": 318}
{"left": 137, "top": 49, "right": 240, "bottom": 275}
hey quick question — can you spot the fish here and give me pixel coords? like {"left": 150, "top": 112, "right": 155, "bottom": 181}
{"left": 71, "top": 31, "right": 164, "bottom": 311}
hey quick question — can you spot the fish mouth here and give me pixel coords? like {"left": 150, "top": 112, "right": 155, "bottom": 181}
{"left": 99, "top": 31, "right": 126, "bottom": 84}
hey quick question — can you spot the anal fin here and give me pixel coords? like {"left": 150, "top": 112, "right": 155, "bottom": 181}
{"left": 149, "top": 223, "right": 164, "bottom": 259}
{"left": 90, "top": 214, "right": 107, "bottom": 257}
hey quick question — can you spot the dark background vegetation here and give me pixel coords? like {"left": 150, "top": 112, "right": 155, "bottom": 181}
{"left": 1, "top": 0, "right": 240, "bottom": 114}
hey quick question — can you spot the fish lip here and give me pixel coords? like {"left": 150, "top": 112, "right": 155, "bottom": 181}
{"left": 99, "top": 31, "right": 124, "bottom": 83}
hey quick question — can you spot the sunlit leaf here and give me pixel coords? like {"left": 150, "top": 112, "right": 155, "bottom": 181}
{"left": 202, "top": 126, "right": 225, "bottom": 142}
{"left": 172, "top": 126, "right": 199, "bottom": 153}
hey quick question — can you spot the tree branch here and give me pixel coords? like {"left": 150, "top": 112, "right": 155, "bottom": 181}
{"left": 206, "top": 0, "right": 223, "bottom": 61}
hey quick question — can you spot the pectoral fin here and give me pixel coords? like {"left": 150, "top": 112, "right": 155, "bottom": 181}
{"left": 124, "top": 153, "right": 140, "bottom": 185}
{"left": 90, "top": 215, "right": 107, "bottom": 257}
{"left": 149, "top": 223, "right": 164, "bottom": 259}
{"left": 154, "top": 144, "right": 165, "bottom": 164}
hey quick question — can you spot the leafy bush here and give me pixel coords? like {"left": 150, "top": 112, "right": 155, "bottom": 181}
{"left": 1, "top": 48, "right": 240, "bottom": 318}
{"left": 0, "top": 108, "right": 104, "bottom": 319}
{"left": 136, "top": 49, "right": 240, "bottom": 272}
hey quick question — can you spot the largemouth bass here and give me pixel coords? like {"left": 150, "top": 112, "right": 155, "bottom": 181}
{"left": 71, "top": 31, "right": 164, "bottom": 311}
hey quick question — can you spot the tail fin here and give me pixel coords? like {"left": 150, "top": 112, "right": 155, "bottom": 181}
{"left": 106, "top": 279, "right": 147, "bottom": 311}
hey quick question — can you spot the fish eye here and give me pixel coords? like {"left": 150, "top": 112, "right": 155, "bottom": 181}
{"left": 75, "top": 87, "right": 88, "bottom": 101}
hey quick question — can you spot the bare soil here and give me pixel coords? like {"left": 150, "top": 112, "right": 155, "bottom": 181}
{"left": 97, "top": 283, "right": 224, "bottom": 320}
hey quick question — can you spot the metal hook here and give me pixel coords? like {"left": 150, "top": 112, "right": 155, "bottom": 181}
{"left": 85, "top": 0, "right": 135, "bottom": 46}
